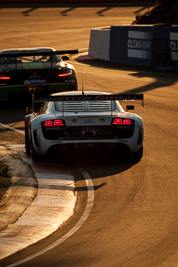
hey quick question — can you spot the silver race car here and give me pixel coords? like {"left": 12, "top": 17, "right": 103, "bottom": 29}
{"left": 25, "top": 91, "right": 144, "bottom": 162}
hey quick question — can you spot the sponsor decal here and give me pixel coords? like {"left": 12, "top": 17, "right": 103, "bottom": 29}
{"left": 170, "top": 32, "right": 178, "bottom": 61}
{"left": 36, "top": 94, "right": 143, "bottom": 102}
{"left": 127, "top": 30, "right": 152, "bottom": 59}
{"left": 24, "top": 79, "right": 46, "bottom": 84}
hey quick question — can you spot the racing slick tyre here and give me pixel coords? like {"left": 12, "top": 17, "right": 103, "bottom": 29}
{"left": 31, "top": 143, "right": 42, "bottom": 163}
{"left": 133, "top": 146, "right": 143, "bottom": 161}
{"left": 111, "top": 144, "right": 131, "bottom": 162}
{"left": 25, "top": 126, "right": 31, "bottom": 155}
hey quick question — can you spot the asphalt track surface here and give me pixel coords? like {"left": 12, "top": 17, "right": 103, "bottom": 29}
{"left": 0, "top": 4, "right": 178, "bottom": 267}
{"left": 0, "top": 0, "right": 155, "bottom": 6}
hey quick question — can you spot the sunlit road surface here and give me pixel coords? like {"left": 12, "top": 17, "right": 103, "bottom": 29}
{"left": 0, "top": 4, "right": 178, "bottom": 267}
{"left": 0, "top": 145, "right": 77, "bottom": 261}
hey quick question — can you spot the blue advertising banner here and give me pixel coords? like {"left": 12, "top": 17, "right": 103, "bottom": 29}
{"left": 110, "top": 25, "right": 152, "bottom": 66}
{"left": 152, "top": 26, "right": 178, "bottom": 71}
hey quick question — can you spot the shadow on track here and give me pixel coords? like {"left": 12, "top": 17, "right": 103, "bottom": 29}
{"left": 48, "top": 149, "right": 140, "bottom": 192}
{"left": 0, "top": 2, "right": 155, "bottom": 17}
{"left": 76, "top": 57, "right": 178, "bottom": 94}
{"left": 0, "top": 103, "right": 28, "bottom": 125}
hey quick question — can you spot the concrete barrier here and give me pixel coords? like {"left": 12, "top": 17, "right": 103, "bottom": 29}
{"left": 89, "top": 25, "right": 178, "bottom": 71}
{"left": 152, "top": 25, "right": 178, "bottom": 71}
{"left": 89, "top": 28, "right": 110, "bottom": 61}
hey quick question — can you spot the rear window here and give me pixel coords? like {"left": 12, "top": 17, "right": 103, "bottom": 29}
{"left": 0, "top": 54, "right": 61, "bottom": 65}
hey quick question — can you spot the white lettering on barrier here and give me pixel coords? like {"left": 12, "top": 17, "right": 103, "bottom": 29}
{"left": 170, "top": 41, "right": 178, "bottom": 51}
{"left": 127, "top": 39, "right": 151, "bottom": 50}
{"left": 127, "top": 31, "right": 152, "bottom": 59}
{"left": 170, "top": 32, "right": 178, "bottom": 60}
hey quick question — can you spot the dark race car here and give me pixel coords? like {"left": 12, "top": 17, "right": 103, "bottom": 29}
{"left": 0, "top": 47, "right": 78, "bottom": 104}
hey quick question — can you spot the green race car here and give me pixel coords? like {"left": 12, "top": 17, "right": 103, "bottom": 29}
{"left": 0, "top": 47, "right": 78, "bottom": 103}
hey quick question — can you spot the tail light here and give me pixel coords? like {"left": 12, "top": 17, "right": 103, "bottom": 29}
{"left": 0, "top": 75, "right": 11, "bottom": 80}
{"left": 58, "top": 70, "right": 73, "bottom": 77}
{"left": 112, "top": 118, "right": 133, "bottom": 125}
{"left": 42, "top": 119, "right": 65, "bottom": 127}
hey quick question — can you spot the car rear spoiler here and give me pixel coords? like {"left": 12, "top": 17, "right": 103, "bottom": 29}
{"left": 0, "top": 49, "right": 78, "bottom": 58}
{"left": 0, "top": 49, "right": 78, "bottom": 71}
{"left": 35, "top": 93, "right": 144, "bottom": 107}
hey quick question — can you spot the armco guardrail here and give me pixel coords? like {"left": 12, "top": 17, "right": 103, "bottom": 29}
{"left": 89, "top": 25, "right": 178, "bottom": 72}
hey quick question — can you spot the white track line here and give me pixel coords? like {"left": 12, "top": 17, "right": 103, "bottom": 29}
{"left": 0, "top": 123, "right": 24, "bottom": 135}
{"left": 0, "top": 162, "right": 76, "bottom": 261}
{"left": 6, "top": 169, "right": 94, "bottom": 267}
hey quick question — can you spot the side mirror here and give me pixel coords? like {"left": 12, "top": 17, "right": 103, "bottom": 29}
{"left": 126, "top": 105, "right": 135, "bottom": 111}
{"left": 61, "top": 55, "right": 70, "bottom": 61}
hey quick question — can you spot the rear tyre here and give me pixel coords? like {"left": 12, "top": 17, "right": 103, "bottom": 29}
{"left": 31, "top": 143, "right": 42, "bottom": 163}
{"left": 133, "top": 146, "right": 143, "bottom": 161}
{"left": 114, "top": 144, "right": 131, "bottom": 162}
{"left": 25, "top": 126, "right": 31, "bottom": 155}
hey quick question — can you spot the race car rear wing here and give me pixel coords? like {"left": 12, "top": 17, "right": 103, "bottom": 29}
{"left": 0, "top": 49, "right": 78, "bottom": 58}
{"left": 0, "top": 49, "right": 78, "bottom": 70}
{"left": 35, "top": 93, "right": 144, "bottom": 107}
